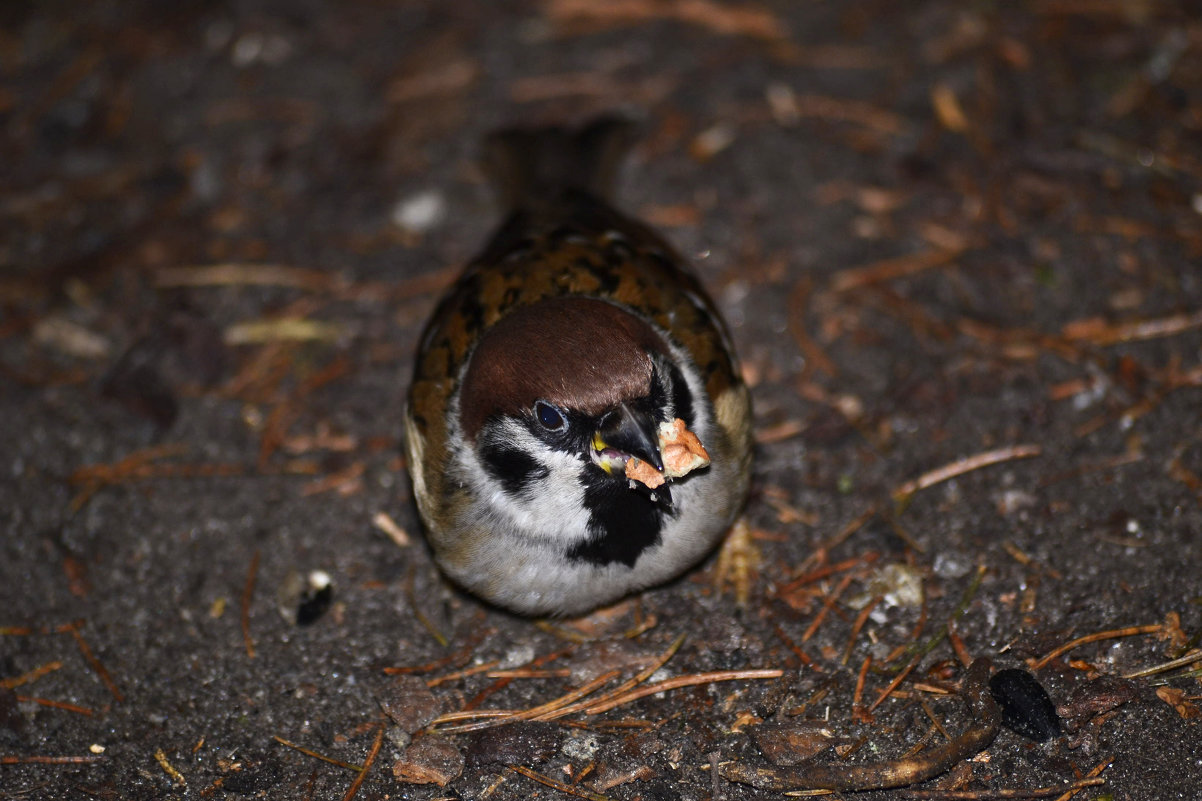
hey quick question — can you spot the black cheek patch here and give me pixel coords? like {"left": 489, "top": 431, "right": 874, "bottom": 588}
{"left": 479, "top": 439, "right": 550, "bottom": 496}
{"left": 569, "top": 477, "right": 667, "bottom": 568}
{"left": 665, "top": 360, "right": 695, "bottom": 427}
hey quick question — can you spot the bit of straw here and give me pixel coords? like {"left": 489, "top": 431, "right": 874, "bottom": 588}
{"left": 154, "top": 748, "right": 186, "bottom": 786}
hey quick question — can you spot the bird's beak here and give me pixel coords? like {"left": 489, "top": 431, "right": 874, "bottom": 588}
{"left": 592, "top": 401, "right": 663, "bottom": 474}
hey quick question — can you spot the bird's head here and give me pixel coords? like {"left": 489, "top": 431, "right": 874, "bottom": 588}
{"left": 456, "top": 296, "right": 697, "bottom": 505}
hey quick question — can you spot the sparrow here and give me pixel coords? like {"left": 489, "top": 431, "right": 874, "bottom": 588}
{"left": 405, "top": 116, "right": 752, "bottom": 616}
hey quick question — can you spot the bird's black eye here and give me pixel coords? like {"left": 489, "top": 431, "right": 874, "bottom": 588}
{"left": 534, "top": 400, "right": 565, "bottom": 431}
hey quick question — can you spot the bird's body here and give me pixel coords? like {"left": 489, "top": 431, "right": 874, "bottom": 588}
{"left": 406, "top": 118, "right": 752, "bottom": 616}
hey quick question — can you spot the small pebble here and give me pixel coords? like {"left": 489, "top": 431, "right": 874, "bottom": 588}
{"left": 379, "top": 675, "right": 444, "bottom": 734}
{"left": 393, "top": 736, "right": 464, "bottom": 786}
{"left": 295, "top": 571, "right": 333, "bottom": 626}
{"left": 392, "top": 191, "right": 447, "bottom": 234}
{"left": 989, "top": 668, "right": 1061, "bottom": 741}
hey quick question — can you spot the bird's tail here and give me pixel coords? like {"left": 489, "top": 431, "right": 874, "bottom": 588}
{"left": 481, "top": 115, "right": 638, "bottom": 211}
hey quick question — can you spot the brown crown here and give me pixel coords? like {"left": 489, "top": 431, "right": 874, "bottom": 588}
{"left": 458, "top": 296, "right": 669, "bottom": 440}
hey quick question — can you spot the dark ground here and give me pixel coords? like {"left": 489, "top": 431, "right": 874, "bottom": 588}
{"left": 3, "top": 1, "right": 1202, "bottom": 799}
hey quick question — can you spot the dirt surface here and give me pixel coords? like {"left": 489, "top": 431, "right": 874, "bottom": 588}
{"left": 3, "top": 2, "right": 1202, "bottom": 799}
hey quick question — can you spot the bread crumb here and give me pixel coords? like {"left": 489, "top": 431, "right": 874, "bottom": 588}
{"left": 626, "top": 457, "right": 666, "bottom": 489}
{"left": 624, "top": 418, "right": 710, "bottom": 489}
{"left": 660, "top": 418, "right": 710, "bottom": 478}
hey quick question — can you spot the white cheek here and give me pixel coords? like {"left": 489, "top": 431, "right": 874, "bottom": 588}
{"left": 666, "top": 340, "right": 715, "bottom": 442}
{"left": 448, "top": 415, "right": 594, "bottom": 545}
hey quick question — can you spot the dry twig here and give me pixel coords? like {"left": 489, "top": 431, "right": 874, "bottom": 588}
{"left": 831, "top": 248, "right": 963, "bottom": 293}
{"left": 545, "top": 0, "right": 788, "bottom": 41}
{"left": 341, "top": 725, "right": 384, "bottom": 801}
{"left": 802, "top": 572, "right": 856, "bottom": 642}
{"left": 1123, "top": 650, "right": 1202, "bottom": 680}
{"left": 155, "top": 263, "right": 338, "bottom": 291}
{"left": 273, "top": 736, "right": 363, "bottom": 772}
{"left": 893, "top": 445, "right": 1041, "bottom": 502}
{"left": 1062, "top": 309, "right": 1202, "bottom": 346}
{"left": 0, "top": 660, "right": 63, "bottom": 689}
{"left": 509, "top": 764, "right": 612, "bottom": 801}
{"left": 583, "top": 669, "right": 784, "bottom": 715}
{"left": 60, "top": 622, "right": 123, "bottom": 703}
{"left": 430, "top": 635, "right": 781, "bottom": 734}
{"left": 0, "top": 754, "right": 106, "bottom": 765}
{"left": 1030, "top": 624, "right": 1163, "bottom": 670}
{"left": 15, "top": 695, "right": 95, "bottom": 716}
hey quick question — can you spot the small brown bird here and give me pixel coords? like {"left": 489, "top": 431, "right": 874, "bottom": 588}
{"left": 405, "top": 117, "right": 752, "bottom": 616}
